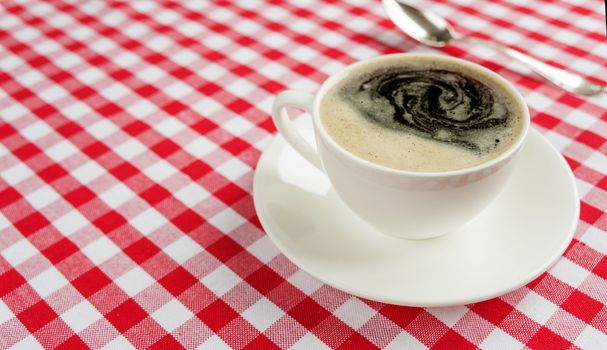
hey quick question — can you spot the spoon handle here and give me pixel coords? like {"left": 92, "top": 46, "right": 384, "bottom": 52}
{"left": 457, "top": 36, "right": 606, "bottom": 96}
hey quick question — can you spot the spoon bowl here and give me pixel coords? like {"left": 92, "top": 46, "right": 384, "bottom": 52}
{"left": 383, "top": 0, "right": 457, "bottom": 47}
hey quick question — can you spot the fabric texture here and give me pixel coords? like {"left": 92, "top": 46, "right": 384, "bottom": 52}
{"left": 0, "top": 0, "right": 606, "bottom": 349}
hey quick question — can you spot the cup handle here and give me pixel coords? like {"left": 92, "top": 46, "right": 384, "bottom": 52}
{"left": 272, "top": 90, "right": 324, "bottom": 171}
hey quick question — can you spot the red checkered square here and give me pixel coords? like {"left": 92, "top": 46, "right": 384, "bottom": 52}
{"left": 72, "top": 267, "right": 112, "bottom": 298}
{"left": 561, "top": 290, "right": 604, "bottom": 323}
{"left": 106, "top": 299, "right": 148, "bottom": 333}
{"left": 527, "top": 327, "right": 572, "bottom": 350}
{"left": 158, "top": 266, "right": 198, "bottom": 297}
{"left": 17, "top": 300, "right": 58, "bottom": 333}
{"left": 197, "top": 299, "right": 239, "bottom": 332}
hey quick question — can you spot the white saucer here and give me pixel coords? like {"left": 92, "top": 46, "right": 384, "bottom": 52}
{"left": 253, "top": 118, "right": 579, "bottom": 307}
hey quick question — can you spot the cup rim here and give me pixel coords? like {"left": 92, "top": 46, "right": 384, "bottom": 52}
{"left": 312, "top": 53, "right": 530, "bottom": 178}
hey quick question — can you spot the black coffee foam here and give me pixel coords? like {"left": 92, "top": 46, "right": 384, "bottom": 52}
{"left": 340, "top": 68, "right": 513, "bottom": 155}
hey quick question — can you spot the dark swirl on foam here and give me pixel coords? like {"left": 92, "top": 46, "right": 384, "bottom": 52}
{"left": 342, "top": 68, "right": 512, "bottom": 154}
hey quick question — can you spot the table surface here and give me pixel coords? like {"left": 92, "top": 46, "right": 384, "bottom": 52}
{"left": 0, "top": 0, "right": 606, "bottom": 349}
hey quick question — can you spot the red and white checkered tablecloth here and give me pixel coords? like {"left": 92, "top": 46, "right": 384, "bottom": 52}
{"left": 0, "top": 0, "right": 606, "bottom": 348}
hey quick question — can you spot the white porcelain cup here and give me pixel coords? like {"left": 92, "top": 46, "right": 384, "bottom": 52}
{"left": 271, "top": 53, "right": 530, "bottom": 239}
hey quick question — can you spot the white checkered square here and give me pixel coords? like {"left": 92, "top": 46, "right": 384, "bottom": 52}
{"left": 21, "top": 121, "right": 52, "bottom": 142}
{"left": 258, "top": 32, "right": 289, "bottom": 49}
{"left": 290, "top": 333, "right": 330, "bottom": 350}
{"left": 427, "top": 306, "right": 469, "bottom": 327}
{"left": 54, "top": 53, "right": 81, "bottom": 70}
{"left": 207, "top": 7, "right": 234, "bottom": 22}
{"left": 0, "top": 163, "right": 34, "bottom": 186}
{"left": 0, "top": 298, "right": 14, "bottom": 324}
{"left": 53, "top": 210, "right": 89, "bottom": 236}
{"left": 151, "top": 299, "right": 194, "bottom": 332}
{"left": 164, "top": 81, "right": 195, "bottom": 100}
{"left": 29, "top": 266, "right": 69, "bottom": 298}
{"left": 544, "top": 131, "right": 571, "bottom": 151}
{"left": 586, "top": 152, "right": 607, "bottom": 174}
{"left": 26, "top": 186, "right": 60, "bottom": 210}
{"left": 115, "top": 139, "right": 148, "bottom": 160}
{"left": 81, "top": 236, "right": 120, "bottom": 265}
{"left": 208, "top": 207, "right": 247, "bottom": 233}
{"left": 1, "top": 239, "right": 38, "bottom": 266}
{"left": 143, "top": 160, "right": 178, "bottom": 183}
{"left": 137, "top": 66, "right": 166, "bottom": 84}
{"left": 518, "top": 16, "right": 546, "bottom": 30}
{"left": 172, "top": 49, "right": 199, "bottom": 66}
{"left": 480, "top": 328, "right": 524, "bottom": 350}
{"left": 164, "top": 235, "right": 203, "bottom": 265}
{"left": 155, "top": 11, "right": 180, "bottom": 25}
{"left": 130, "top": 208, "right": 167, "bottom": 236}
{"left": 234, "top": 20, "right": 262, "bottom": 34}
{"left": 575, "top": 178, "right": 594, "bottom": 198}
{"left": 87, "top": 119, "right": 119, "bottom": 139}
{"left": 224, "top": 78, "right": 257, "bottom": 98}
{"left": 115, "top": 266, "right": 156, "bottom": 297}
{"left": 198, "top": 63, "right": 229, "bottom": 81}
{"left": 247, "top": 236, "right": 280, "bottom": 264}
{"left": 126, "top": 100, "right": 158, "bottom": 120}
{"left": 11, "top": 335, "right": 43, "bottom": 350}
{"left": 102, "top": 335, "right": 133, "bottom": 350}
{"left": 287, "top": 270, "right": 324, "bottom": 296}
{"left": 549, "top": 258, "right": 591, "bottom": 288}
{"left": 526, "top": 92, "right": 554, "bottom": 111}
{"left": 184, "top": 136, "right": 218, "bottom": 158}
{"left": 574, "top": 325, "right": 607, "bottom": 350}
{"left": 385, "top": 332, "right": 427, "bottom": 350}
{"left": 291, "top": 46, "right": 317, "bottom": 61}
{"left": 13, "top": 27, "right": 39, "bottom": 43}
{"left": 76, "top": 67, "right": 106, "bottom": 85}
{"left": 114, "top": 52, "right": 140, "bottom": 68}
{"left": 38, "top": 85, "right": 68, "bottom": 103}
{"left": 18, "top": 70, "right": 46, "bottom": 86}
{"left": 0, "top": 212, "right": 9, "bottom": 230}
{"left": 232, "top": 47, "right": 259, "bottom": 64}
{"left": 1, "top": 103, "right": 30, "bottom": 122}
{"left": 68, "top": 26, "right": 95, "bottom": 41}
{"left": 174, "top": 183, "right": 211, "bottom": 207}
{"left": 259, "top": 61, "right": 288, "bottom": 78}
{"left": 45, "top": 140, "right": 80, "bottom": 162}
{"left": 215, "top": 158, "right": 250, "bottom": 181}
{"left": 201, "top": 265, "right": 241, "bottom": 297}
{"left": 516, "top": 291, "right": 559, "bottom": 324}
{"left": 242, "top": 298, "right": 284, "bottom": 332}
{"left": 63, "top": 101, "right": 93, "bottom": 120}
{"left": 334, "top": 298, "right": 377, "bottom": 330}
{"left": 99, "top": 9, "right": 127, "bottom": 26}
{"left": 222, "top": 117, "right": 255, "bottom": 137}
{"left": 60, "top": 300, "right": 103, "bottom": 333}
{"left": 176, "top": 22, "right": 204, "bottom": 36}
{"left": 154, "top": 118, "right": 187, "bottom": 137}
{"left": 565, "top": 110, "right": 596, "bottom": 129}
{"left": 580, "top": 227, "right": 607, "bottom": 255}
{"left": 123, "top": 22, "right": 148, "bottom": 38}
{"left": 72, "top": 161, "right": 106, "bottom": 184}
{"left": 204, "top": 35, "right": 231, "bottom": 50}
{"left": 46, "top": 13, "right": 74, "bottom": 28}
{"left": 262, "top": 6, "right": 289, "bottom": 21}
{"left": 197, "top": 335, "right": 231, "bottom": 350}
{"left": 100, "top": 183, "right": 137, "bottom": 209}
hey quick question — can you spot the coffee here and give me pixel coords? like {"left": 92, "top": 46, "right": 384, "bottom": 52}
{"left": 320, "top": 57, "right": 525, "bottom": 172}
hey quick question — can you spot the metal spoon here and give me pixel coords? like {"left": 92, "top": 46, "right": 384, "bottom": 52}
{"left": 383, "top": 0, "right": 606, "bottom": 96}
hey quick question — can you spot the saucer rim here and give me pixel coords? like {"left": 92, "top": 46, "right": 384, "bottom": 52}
{"left": 253, "top": 124, "right": 579, "bottom": 307}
